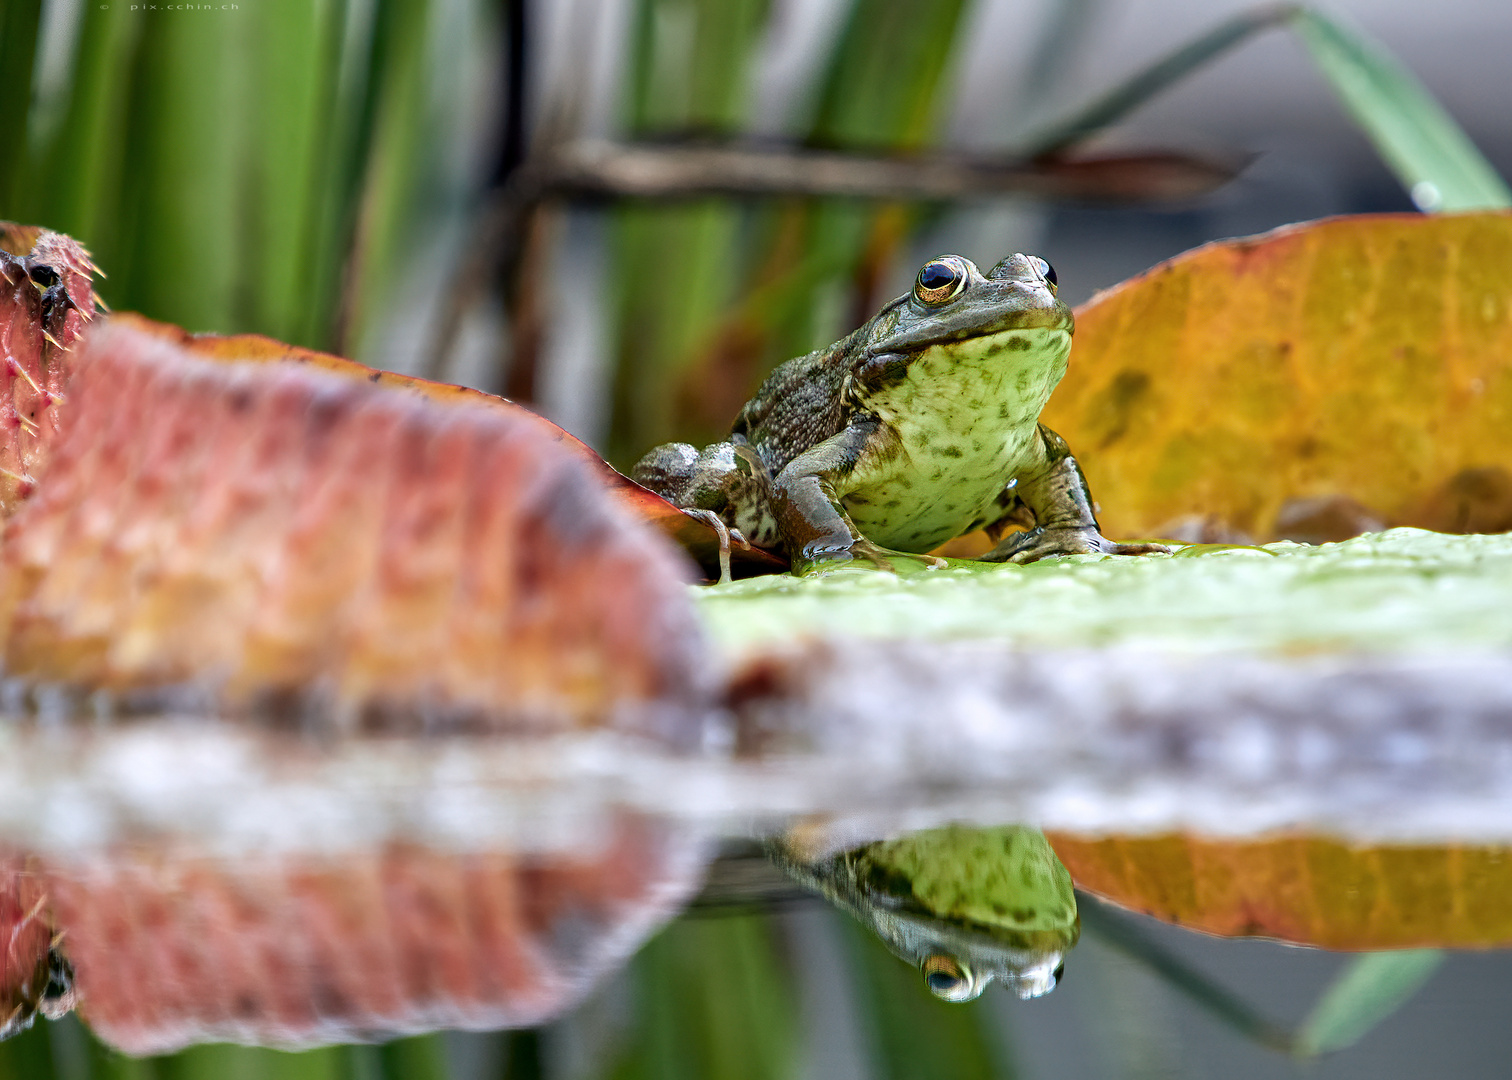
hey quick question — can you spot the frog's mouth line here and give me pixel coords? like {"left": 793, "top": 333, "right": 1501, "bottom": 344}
{"left": 878, "top": 903, "right": 1079, "bottom": 953}
{"left": 870, "top": 318, "right": 1071, "bottom": 358}
{"left": 918, "top": 326, "right": 1071, "bottom": 366}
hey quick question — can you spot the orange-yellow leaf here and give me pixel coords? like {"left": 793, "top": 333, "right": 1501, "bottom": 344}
{"left": 1044, "top": 211, "right": 1512, "bottom": 540}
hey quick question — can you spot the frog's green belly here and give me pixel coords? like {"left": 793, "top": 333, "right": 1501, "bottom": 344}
{"left": 838, "top": 328, "right": 1069, "bottom": 552}
{"left": 842, "top": 433, "right": 1032, "bottom": 551}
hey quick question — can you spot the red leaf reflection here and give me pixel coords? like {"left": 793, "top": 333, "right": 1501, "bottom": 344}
{"left": 9, "top": 815, "right": 703, "bottom": 1053}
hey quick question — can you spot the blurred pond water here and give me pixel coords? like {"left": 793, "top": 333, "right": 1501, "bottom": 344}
{"left": 3, "top": 654, "right": 1512, "bottom": 1079}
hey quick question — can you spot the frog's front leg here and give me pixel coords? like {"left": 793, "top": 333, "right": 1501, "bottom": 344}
{"left": 772, "top": 421, "right": 943, "bottom": 575}
{"left": 981, "top": 425, "right": 1169, "bottom": 564}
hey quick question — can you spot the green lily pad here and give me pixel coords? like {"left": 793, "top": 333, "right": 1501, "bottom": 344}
{"left": 696, "top": 528, "right": 1512, "bottom": 657}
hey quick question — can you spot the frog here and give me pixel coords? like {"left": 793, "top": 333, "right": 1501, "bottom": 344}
{"left": 631, "top": 252, "right": 1166, "bottom": 575}
{"left": 768, "top": 822, "right": 1079, "bottom": 1001}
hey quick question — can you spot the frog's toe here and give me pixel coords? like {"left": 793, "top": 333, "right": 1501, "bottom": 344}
{"left": 1105, "top": 539, "right": 1171, "bottom": 557}
{"left": 792, "top": 547, "right": 861, "bottom": 576}
{"left": 983, "top": 526, "right": 1164, "bottom": 564}
{"left": 792, "top": 537, "right": 944, "bottom": 576}
{"left": 981, "top": 526, "right": 1074, "bottom": 563}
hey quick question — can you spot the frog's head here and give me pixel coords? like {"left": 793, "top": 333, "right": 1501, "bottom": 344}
{"left": 859, "top": 891, "right": 1071, "bottom": 1002}
{"left": 855, "top": 253, "right": 1070, "bottom": 358}
{"left": 771, "top": 824, "right": 1078, "bottom": 1002}
{"left": 845, "top": 254, "right": 1073, "bottom": 416}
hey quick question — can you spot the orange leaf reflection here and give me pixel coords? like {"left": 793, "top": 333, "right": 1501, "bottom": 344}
{"left": 1052, "top": 833, "right": 1512, "bottom": 950}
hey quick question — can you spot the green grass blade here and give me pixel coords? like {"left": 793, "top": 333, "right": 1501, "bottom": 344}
{"left": 1294, "top": 950, "right": 1444, "bottom": 1057}
{"left": 1076, "top": 898, "right": 1293, "bottom": 1053}
{"left": 1022, "top": 3, "right": 1297, "bottom": 156}
{"left": 607, "top": 0, "right": 772, "bottom": 460}
{"left": 0, "top": 1018, "right": 56, "bottom": 1080}
{"left": 307, "top": 0, "right": 390, "bottom": 354}
{"left": 26, "top": 4, "right": 139, "bottom": 250}
{"left": 607, "top": 0, "right": 977, "bottom": 461}
{"left": 1291, "top": 9, "right": 1512, "bottom": 211}
{"left": 759, "top": 0, "right": 971, "bottom": 356}
{"left": 501, "top": 1030, "right": 543, "bottom": 1080}
{"left": 609, "top": 201, "right": 744, "bottom": 460}
{"left": 1019, "top": 0, "right": 1102, "bottom": 97}
{"left": 713, "top": 0, "right": 973, "bottom": 393}
{"left": 340, "top": 0, "right": 437, "bottom": 360}
{"left": 346, "top": 0, "right": 498, "bottom": 367}
{"left": 0, "top": 0, "right": 42, "bottom": 214}
{"left": 607, "top": 914, "right": 797, "bottom": 1080}
{"left": 86, "top": 1031, "right": 155, "bottom": 1080}
{"left": 376, "top": 1034, "right": 448, "bottom": 1080}
{"left": 108, "top": 8, "right": 247, "bottom": 334}
{"left": 238, "top": 0, "right": 347, "bottom": 345}
{"left": 808, "top": 0, "right": 970, "bottom": 150}
{"left": 624, "top": 0, "right": 771, "bottom": 134}
{"left": 1023, "top": 4, "right": 1510, "bottom": 212}
{"left": 295, "top": 0, "right": 358, "bottom": 351}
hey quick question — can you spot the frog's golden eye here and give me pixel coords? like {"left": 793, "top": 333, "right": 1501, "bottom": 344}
{"left": 1031, "top": 256, "right": 1058, "bottom": 293}
{"left": 921, "top": 954, "right": 974, "bottom": 1001}
{"left": 914, "top": 258, "right": 968, "bottom": 306}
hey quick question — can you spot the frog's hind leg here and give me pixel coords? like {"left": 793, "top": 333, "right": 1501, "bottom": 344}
{"left": 630, "top": 442, "right": 705, "bottom": 504}
{"left": 631, "top": 440, "right": 775, "bottom": 561}
{"left": 631, "top": 441, "right": 748, "bottom": 514}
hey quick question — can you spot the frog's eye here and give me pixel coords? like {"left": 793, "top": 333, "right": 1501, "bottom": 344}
{"left": 1031, "top": 256, "right": 1058, "bottom": 292}
{"left": 914, "top": 258, "right": 968, "bottom": 306}
{"left": 921, "top": 954, "right": 975, "bottom": 1001}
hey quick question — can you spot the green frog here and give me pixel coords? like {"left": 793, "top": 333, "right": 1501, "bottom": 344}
{"left": 769, "top": 823, "right": 1079, "bottom": 1001}
{"left": 632, "top": 253, "right": 1165, "bottom": 575}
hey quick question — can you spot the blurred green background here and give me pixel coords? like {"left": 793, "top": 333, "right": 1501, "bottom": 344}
{"left": 3, "top": 0, "right": 1508, "bottom": 465}
{"left": 2, "top": 0, "right": 1512, "bottom": 1076}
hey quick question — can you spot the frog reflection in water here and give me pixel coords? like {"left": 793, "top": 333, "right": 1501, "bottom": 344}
{"left": 633, "top": 254, "right": 1166, "bottom": 574}
{"left": 770, "top": 824, "right": 1078, "bottom": 1001}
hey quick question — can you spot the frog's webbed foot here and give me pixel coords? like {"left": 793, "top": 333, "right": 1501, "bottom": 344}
{"left": 681, "top": 508, "right": 750, "bottom": 585}
{"left": 793, "top": 536, "right": 946, "bottom": 577}
{"left": 980, "top": 525, "right": 1170, "bottom": 565}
